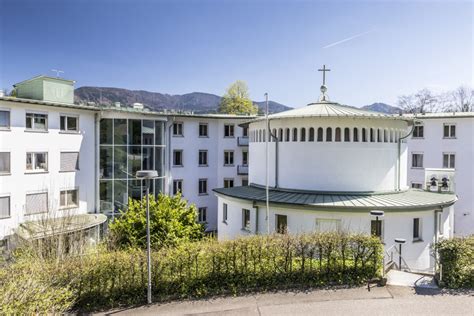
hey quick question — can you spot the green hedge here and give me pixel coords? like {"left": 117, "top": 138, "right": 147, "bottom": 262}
{"left": 436, "top": 236, "right": 474, "bottom": 288}
{"left": 1, "top": 232, "right": 382, "bottom": 312}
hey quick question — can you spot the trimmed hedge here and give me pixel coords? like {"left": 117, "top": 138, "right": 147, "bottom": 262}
{"left": 436, "top": 236, "right": 474, "bottom": 288}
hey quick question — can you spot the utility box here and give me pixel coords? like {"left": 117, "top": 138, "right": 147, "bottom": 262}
{"left": 14, "top": 75, "right": 75, "bottom": 104}
{"left": 424, "top": 168, "right": 455, "bottom": 193}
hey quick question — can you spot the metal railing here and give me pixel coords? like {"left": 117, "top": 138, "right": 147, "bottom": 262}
{"left": 237, "top": 165, "right": 249, "bottom": 175}
{"left": 237, "top": 136, "right": 249, "bottom": 146}
{"left": 384, "top": 244, "right": 411, "bottom": 273}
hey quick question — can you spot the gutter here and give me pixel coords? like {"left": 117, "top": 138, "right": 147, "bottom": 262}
{"left": 397, "top": 119, "right": 416, "bottom": 191}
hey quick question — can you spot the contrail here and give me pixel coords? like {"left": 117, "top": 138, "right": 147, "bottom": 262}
{"left": 323, "top": 30, "right": 374, "bottom": 49}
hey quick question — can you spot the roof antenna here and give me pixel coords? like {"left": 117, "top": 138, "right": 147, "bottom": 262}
{"left": 317, "top": 64, "right": 330, "bottom": 102}
{"left": 51, "top": 69, "right": 64, "bottom": 78}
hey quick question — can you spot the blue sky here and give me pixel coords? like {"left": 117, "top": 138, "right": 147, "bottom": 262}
{"left": 0, "top": 0, "right": 472, "bottom": 107}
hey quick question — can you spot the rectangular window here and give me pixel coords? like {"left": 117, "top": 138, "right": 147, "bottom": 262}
{"left": 0, "top": 152, "right": 10, "bottom": 174}
{"left": 413, "top": 218, "right": 421, "bottom": 241}
{"left": 242, "top": 208, "right": 250, "bottom": 230}
{"left": 60, "top": 115, "right": 79, "bottom": 132}
{"left": 242, "top": 126, "right": 248, "bottom": 137}
{"left": 25, "top": 192, "right": 48, "bottom": 215}
{"left": 224, "top": 124, "right": 234, "bottom": 137}
{"left": 0, "top": 196, "right": 10, "bottom": 219}
{"left": 198, "top": 207, "right": 207, "bottom": 223}
{"left": 411, "top": 153, "right": 423, "bottom": 168}
{"left": 371, "top": 220, "right": 383, "bottom": 238}
{"left": 173, "top": 122, "right": 183, "bottom": 136}
{"left": 224, "top": 178, "right": 234, "bottom": 188}
{"left": 224, "top": 150, "right": 234, "bottom": 166}
{"left": 443, "top": 123, "right": 456, "bottom": 138}
{"left": 437, "top": 212, "right": 443, "bottom": 235}
{"left": 242, "top": 179, "right": 249, "bottom": 186}
{"left": 60, "top": 189, "right": 79, "bottom": 209}
{"left": 413, "top": 125, "right": 424, "bottom": 138}
{"left": 443, "top": 153, "right": 455, "bottom": 168}
{"left": 173, "top": 179, "right": 183, "bottom": 195}
{"left": 276, "top": 214, "right": 288, "bottom": 234}
{"left": 198, "top": 179, "right": 208, "bottom": 195}
{"left": 242, "top": 151, "right": 248, "bottom": 165}
{"left": 26, "top": 152, "right": 48, "bottom": 172}
{"left": 25, "top": 112, "right": 48, "bottom": 131}
{"left": 198, "top": 150, "right": 208, "bottom": 166}
{"left": 223, "top": 203, "right": 228, "bottom": 222}
{"left": 199, "top": 123, "right": 208, "bottom": 137}
{"left": 173, "top": 150, "right": 183, "bottom": 166}
{"left": 411, "top": 182, "right": 423, "bottom": 189}
{"left": 0, "top": 110, "right": 10, "bottom": 129}
{"left": 60, "top": 152, "right": 79, "bottom": 172}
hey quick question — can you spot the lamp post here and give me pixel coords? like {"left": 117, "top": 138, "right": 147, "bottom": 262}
{"left": 394, "top": 238, "right": 406, "bottom": 270}
{"left": 370, "top": 210, "right": 384, "bottom": 238}
{"left": 136, "top": 170, "right": 158, "bottom": 304}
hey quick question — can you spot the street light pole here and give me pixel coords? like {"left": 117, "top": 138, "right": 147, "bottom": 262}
{"left": 395, "top": 238, "right": 406, "bottom": 271}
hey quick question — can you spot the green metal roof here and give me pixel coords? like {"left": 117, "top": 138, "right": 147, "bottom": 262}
{"left": 213, "top": 185, "right": 457, "bottom": 211}
{"left": 0, "top": 96, "right": 100, "bottom": 111}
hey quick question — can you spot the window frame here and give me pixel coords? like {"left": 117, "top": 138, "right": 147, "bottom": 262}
{"left": 198, "top": 150, "right": 208, "bottom": 166}
{"left": 59, "top": 114, "right": 79, "bottom": 133}
{"left": 173, "top": 150, "right": 183, "bottom": 167}
{"left": 60, "top": 151, "right": 80, "bottom": 172}
{"left": 411, "top": 182, "right": 423, "bottom": 189}
{"left": 442, "top": 153, "right": 455, "bottom": 169}
{"left": 224, "top": 150, "right": 234, "bottom": 166}
{"left": 412, "top": 125, "right": 424, "bottom": 138}
{"left": 413, "top": 218, "right": 422, "bottom": 241}
{"left": 411, "top": 152, "right": 424, "bottom": 169}
{"left": 242, "top": 208, "right": 251, "bottom": 230}
{"left": 198, "top": 178, "right": 208, "bottom": 195}
{"left": 173, "top": 179, "right": 183, "bottom": 195}
{"left": 224, "top": 178, "right": 234, "bottom": 188}
{"left": 222, "top": 203, "right": 228, "bottom": 223}
{"left": 198, "top": 123, "right": 208, "bottom": 137}
{"left": 172, "top": 122, "right": 184, "bottom": 137}
{"left": 198, "top": 207, "right": 207, "bottom": 223}
{"left": 0, "top": 195, "right": 11, "bottom": 219}
{"left": 224, "top": 124, "right": 235, "bottom": 138}
{"left": 0, "top": 108, "right": 11, "bottom": 130}
{"left": 443, "top": 123, "right": 456, "bottom": 139}
{"left": 26, "top": 152, "right": 48, "bottom": 173}
{"left": 25, "top": 191, "right": 49, "bottom": 215}
{"left": 276, "top": 214, "right": 288, "bottom": 234}
{"left": 0, "top": 152, "right": 11, "bottom": 175}
{"left": 59, "top": 188, "right": 79, "bottom": 209}
{"left": 25, "top": 111, "right": 48, "bottom": 132}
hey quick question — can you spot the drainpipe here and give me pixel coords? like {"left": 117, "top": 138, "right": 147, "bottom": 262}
{"left": 94, "top": 112, "right": 100, "bottom": 214}
{"left": 397, "top": 119, "right": 416, "bottom": 191}
{"left": 167, "top": 117, "right": 175, "bottom": 195}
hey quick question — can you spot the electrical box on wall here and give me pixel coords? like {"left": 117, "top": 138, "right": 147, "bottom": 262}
{"left": 424, "top": 168, "right": 455, "bottom": 193}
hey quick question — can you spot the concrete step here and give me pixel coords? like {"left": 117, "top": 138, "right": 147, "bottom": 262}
{"left": 386, "top": 270, "right": 438, "bottom": 289}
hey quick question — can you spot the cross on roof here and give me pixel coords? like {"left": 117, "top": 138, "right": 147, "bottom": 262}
{"left": 318, "top": 64, "right": 331, "bottom": 86}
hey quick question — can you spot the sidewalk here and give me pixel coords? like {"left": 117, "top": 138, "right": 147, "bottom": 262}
{"left": 97, "top": 285, "right": 473, "bottom": 316}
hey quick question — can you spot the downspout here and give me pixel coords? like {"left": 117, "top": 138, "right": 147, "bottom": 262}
{"left": 397, "top": 119, "right": 416, "bottom": 191}
{"left": 253, "top": 201, "right": 259, "bottom": 234}
{"left": 268, "top": 119, "right": 279, "bottom": 188}
{"left": 94, "top": 112, "right": 100, "bottom": 214}
{"left": 167, "top": 117, "right": 175, "bottom": 195}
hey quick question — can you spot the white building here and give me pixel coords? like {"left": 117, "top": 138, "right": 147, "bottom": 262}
{"left": 406, "top": 112, "right": 474, "bottom": 236}
{"left": 215, "top": 89, "right": 457, "bottom": 273}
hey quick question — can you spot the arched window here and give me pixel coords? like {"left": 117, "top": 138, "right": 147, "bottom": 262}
{"left": 377, "top": 129, "right": 382, "bottom": 142}
{"left": 344, "top": 128, "right": 350, "bottom": 142}
{"left": 362, "top": 128, "right": 367, "bottom": 142}
{"left": 317, "top": 127, "right": 323, "bottom": 142}
{"left": 309, "top": 128, "right": 315, "bottom": 141}
{"left": 326, "top": 127, "right": 332, "bottom": 142}
{"left": 395, "top": 130, "right": 399, "bottom": 143}
{"left": 353, "top": 128, "right": 359, "bottom": 142}
{"left": 300, "top": 128, "right": 306, "bottom": 141}
{"left": 272, "top": 128, "right": 277, "bottom": 142}
{"left": 370, "top": 128, "right": 375, "bottom": 142}
{"left": 390, "top": 130, "right": 394, "bottom": 143}
{"left": 285, "top": 128, "right": 290, "bottom": 142}
{"left": 278, "top": 128, "right": 283, "bottom": 141}
{"left": 335, "top": 127, "right": 341, "bottom": 142}
{"left": 258, "top": 130, "right": 262, "bottom": 142}
{"left": 384, "top": 129, "right": 388, "bottom": 142}
{"left": 263, "top": 130, "right": 266, "bottom": 142}
{"left": 292, "top": 128, "right": 298, "bottom": 142}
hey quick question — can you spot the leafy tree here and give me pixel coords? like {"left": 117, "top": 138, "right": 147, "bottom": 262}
{"left": 218, "top": 80, "right": 258, "bottom": 115}
{"left": 108, "top": 193, "right": 204, "bottom": 250}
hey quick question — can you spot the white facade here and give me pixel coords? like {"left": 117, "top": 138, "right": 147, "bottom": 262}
{"left": 406, "top": 113, "right": 474, "bottom": 236}
{"left": 0, "top": 98, "right": 98, "bottom": 240}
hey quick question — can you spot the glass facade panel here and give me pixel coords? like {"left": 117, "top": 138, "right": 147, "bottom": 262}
{"left": 128, "top": 179, "right": 142, "bottom": 201}
{"left": 155, "top": 121, "right": 164, "bottom": 145}
{"left": 114, "top": 146, "right": 128, "bottom": 179}
{"left": 143, "top": 120, "right": 154, "bottom": 145}
{"left": 129, "top": 119, "right": 142, "bottom": 145}
{"left": 114, "top": 119, "right": 127, "bottom": 145}
{"left": 128, "top": 146, "right": 142, "bottom": 177}
{"left": 114, "top": 180, "right": 128, "bottom": 211}
{"left": 143, "top": 146, "right": 154, "bottom": 170}
{"left": 155, "top": 147, "right": 164, "bottom": 176}
{"left": 100, "top": 119, "right": 113, "bottom": 144}
{"left": 99, "top": 181, "right": 113, "bottom": 212}
{"left": 100, "top": 146, "right": 113, "bottom": 179}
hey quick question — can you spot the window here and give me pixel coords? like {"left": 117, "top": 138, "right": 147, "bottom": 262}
{"left": 173, "top": 150, "right": 183, "bottom": 166}
{"left": 242, "top": 126, "right": 248, "bottom": 137}
{"left": 309, "top": 128, "right": 315, "bottom": 141}
{"left": 292, "top": 128, "right": 298, "bottom": 141}
{"left": 173, "top": 122, "right": 183, "bottom": 136}
{"left": 198, "top": 207, "right": 207, "bottom": 223}
{"left": 224, "top": 124, "right": 234, "bottom": 137}
{"left": 26, "top": 112, "right": 47, "bottom": 131}
{"left": 276, "top": 214, "right": 287, "bottom": 234}
{"left": 242, "top": 151, "right": 248, "bottom": 165}
{"left": 25, "top": 192, "right": 48, "bottom": 215}
{"left": 413, "top": 125, "right": 424, "bottom": 138}
{"left": 198, "top": 150, "right": 208, "bottom": 166}
{"left": 443, "top": 153, "right": 455, "bottom": 168}
{"left": 173, "top": 179, "right": 183, "bottom": 195}
{"left": 411, "top": 153, "right": 423, "bottom": 168}
{"left": 344, "top": 128, "right": 350, "bottom": 142}
{"left": 60, "top": 189, "right": 78, "bottom": 209}
{"left": 371, "top": 220, "right": 383, "bottom": 238}
{"left": 0, "top": 110, "right": 10, "bottom": 129}
{"left": 60, "top": 115, "right": 78, "bottom": 132}
{"left": 300, "top": 128, "right": 306, "bottom": 141}
{"left": 222, "top": 203, "right": 228, "bottom": 222}
{"left": 370, "top": 128, "right": 375, "bottom": 142}
{"left": 242, "top": 209, "right": 250, "bottom": 230}
{"left": 224, "top": 178, "right": 234, "bottom": 188}
{"left": 413, "top": 218, "right": 422, "bottom": 241}
{"left": 285, "top": 128, "right": 290, "bottom": 142}
{"left": 411, "top": 183, "right": 423, "bottom": 189}
{"left": 443, "top": 123, "right": 455, "bottom": 138}
{"left": 317, "top": 127, "right": 323, "bottom": 142}
{"left": 353, "top": 128, "right": 359, "bottom": 142}
{"left": 335, "top": 128, "right": 341, "bottom": 142}
{"left": 0, "top": 196, "right": 10, "bottom": 219}
{"left": 224, "top": 150, "right": 234, "bottom": 166}
{"left": 0, "top": 152, "right": 10, "bottom": 174}
{"left": 26, "top": 152, "right": 48, "bottom": 172}
{"left": 377, "top": 129, "right": 382, "bottom": 142}
{"left": 198, "top": 179, "right": 208, "bottom": 195}
{"left": 278, "top": 128, "right": 283, "bottom": 141}
{"left": 362, "top": 128, "right": 367, "bottom": 142}
{"left": 326, "top": 127, "right": 332, "bottom": 141}
{"left": 199, "top": 123, "right": 208, "bottom": 137}
{"left": 242, "top": 178, "right": 249, "bottom": 186}
{"left": 60, "top": 152, "right": 79, "bottom": 172}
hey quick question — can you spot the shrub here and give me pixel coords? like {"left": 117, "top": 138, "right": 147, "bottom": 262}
{"left": 108, "top": 193, "right": 204, "bottom": 250}
{"left": 436, "top": 236, "right": 474, "bottom": 288}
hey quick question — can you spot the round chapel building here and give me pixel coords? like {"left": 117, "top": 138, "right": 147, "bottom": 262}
{"left": 214, "top": 86, "right": 457, "bottom": 273}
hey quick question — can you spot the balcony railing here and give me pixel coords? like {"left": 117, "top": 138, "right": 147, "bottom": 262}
{"left": 237, "top": 136, "right": 249, "bottom": 146}
{"left": 237, "top": 165, "right": 249, "bottom": 175}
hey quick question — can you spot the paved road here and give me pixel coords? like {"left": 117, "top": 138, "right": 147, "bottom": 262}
{"left": 99, "top": 286, "right": 473, "bottom": 316}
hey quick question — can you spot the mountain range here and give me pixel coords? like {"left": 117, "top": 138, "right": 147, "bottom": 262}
{"left": 74, "top": 86, "right": 401, "bottom": 114}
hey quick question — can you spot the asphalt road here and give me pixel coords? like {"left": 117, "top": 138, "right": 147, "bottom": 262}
{"left": 99, "top": 286, "right": 474, "bottom": 316}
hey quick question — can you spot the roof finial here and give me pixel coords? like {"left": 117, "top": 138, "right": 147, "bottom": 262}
{"left": 318, "top": 64, "right": 331, "bottom": 102}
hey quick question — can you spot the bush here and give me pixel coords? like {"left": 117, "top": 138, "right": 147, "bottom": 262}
{"left": 108, "top": 193, "right": 204, "bottom": 250}
{"left": 436, "top": 236, "right": 474, "bottom": 288}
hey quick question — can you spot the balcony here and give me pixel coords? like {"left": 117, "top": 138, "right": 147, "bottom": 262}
{"left": 237, "top": 136, "right": 249, "bottom": 146}
{"left": 237, "top": 165, "right": 249, "bottom": 175}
